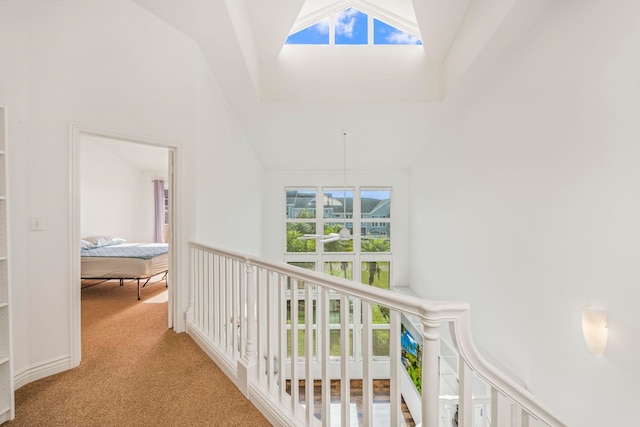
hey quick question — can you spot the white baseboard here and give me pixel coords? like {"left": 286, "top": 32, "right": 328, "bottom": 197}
{"left": 14, "top": 354, "right": 71, "bottom": 390}
{"left": 186, "top": 323, "right": 239, "bottom": 387}
{"left": 186, "top": 322, "right": 304, "bottom": 427}
{"left": 247, "top": 386, "right": 303, "bottom": 427}
{"left": 0, "top": 408, "right": 12, "bottom": 424}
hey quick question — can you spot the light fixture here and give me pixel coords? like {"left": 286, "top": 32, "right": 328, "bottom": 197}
{"left": 582, "top": 308, "right": 608, "bottom": 355}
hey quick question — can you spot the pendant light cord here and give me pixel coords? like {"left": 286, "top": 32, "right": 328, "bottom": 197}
{"left": 343, "top": 130, "right": 347, "bottom": 219}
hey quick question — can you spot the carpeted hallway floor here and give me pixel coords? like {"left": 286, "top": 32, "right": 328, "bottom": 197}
{"left": 6, "top": 278, "right": 271, "bottom": 426}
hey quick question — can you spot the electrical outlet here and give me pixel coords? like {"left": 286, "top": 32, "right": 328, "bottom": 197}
{"left": 30, "top": 216, "right": 44, "bottom": 231}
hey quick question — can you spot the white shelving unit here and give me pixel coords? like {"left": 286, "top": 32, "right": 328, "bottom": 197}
{"left": 0, "top": 106, "right": 14, "bottom": 424}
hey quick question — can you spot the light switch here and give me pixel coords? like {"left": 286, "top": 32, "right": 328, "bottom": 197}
{"left": 30, "top": 216, "right": 44, "bottom": 231}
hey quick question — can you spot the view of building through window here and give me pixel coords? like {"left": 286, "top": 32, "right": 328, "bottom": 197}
{"left": 285, "top": 187, "right": 392, "bottom": 360}
{"left": 286, "top": 187, "right": 391, "bottom": 254}
{"left": 286, "top": 7, "right": 422, "bottom": 45}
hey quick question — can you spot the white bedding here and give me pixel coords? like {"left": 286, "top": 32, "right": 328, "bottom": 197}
{"left": 81, "top": 252, "right": 168, "bottom": 278}
{"left": 81, "top": 243, "right": 168, "bottom": 279}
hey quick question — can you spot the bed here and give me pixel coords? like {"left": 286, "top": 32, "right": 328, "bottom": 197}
{"left": 81, "top": 236, "right": 169, "bottom": 300}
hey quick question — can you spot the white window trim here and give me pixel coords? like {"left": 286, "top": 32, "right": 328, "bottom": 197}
{"left": 284, "top": 186, "right": 393, "bottom": 364}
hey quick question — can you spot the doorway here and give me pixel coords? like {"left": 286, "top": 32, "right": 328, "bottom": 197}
{"left": 69, "top": 125, "right": 181, "bottom": 367}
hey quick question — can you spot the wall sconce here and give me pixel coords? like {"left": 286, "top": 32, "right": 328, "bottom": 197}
{"left": 582, "top": 308, "right": 608, "bottom": 354}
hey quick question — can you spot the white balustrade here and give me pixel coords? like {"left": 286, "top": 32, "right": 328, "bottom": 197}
{"left": 187, "top": 242, "right": 566, "bottom": 427}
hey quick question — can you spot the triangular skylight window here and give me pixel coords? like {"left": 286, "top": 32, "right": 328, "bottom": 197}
{"left": 335, "top": 7, "right": 367, "bottom": 45}
{"left": 286, "top": 17, "right": 330, "bottom": 45}
{"left": 285, "top": 3, "right": 422, "bottom": 46}
{"left": 373, "top": 18, "right": 422, "bottom": 45}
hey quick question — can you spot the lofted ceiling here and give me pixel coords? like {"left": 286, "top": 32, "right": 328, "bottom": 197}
{"left": 82, "top": 135, "right": 169, "bottom": 177}
{"left": 130, "top": 0, "right": 555, "bottom": 171}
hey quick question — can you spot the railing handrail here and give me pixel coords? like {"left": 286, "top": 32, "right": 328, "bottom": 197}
{"left": 188, "top": 241, "right": 566, "bottom": 426}
{"left": 190, "top": 242, "right": 470, "bottom": 319}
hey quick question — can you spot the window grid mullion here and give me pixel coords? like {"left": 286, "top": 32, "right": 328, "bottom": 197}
{"left": 284, "top": 185, "right": 392, "bottom": 362}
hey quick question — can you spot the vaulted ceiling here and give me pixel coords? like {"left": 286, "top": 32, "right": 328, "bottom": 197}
{"left": 130, "top": 0, "right": 554, "bottom": 171}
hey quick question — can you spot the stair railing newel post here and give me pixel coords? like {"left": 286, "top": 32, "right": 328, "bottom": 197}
{"left": 421, "top": 316, "right": 441, "bottom": 427}
{"left": 237, "top": 259, "right": 258, "bottom": 396}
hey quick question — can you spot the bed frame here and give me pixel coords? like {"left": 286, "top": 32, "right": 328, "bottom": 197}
{"left": 81, "top": 242, "right": 169, "bottom": 300}
{"left": 81, "top": 270, "right": 168, "bottom": 300}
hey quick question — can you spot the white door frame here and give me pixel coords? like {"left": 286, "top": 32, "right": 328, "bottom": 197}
{"left": 69, "top": 124, "right": 184, "bottom": 367}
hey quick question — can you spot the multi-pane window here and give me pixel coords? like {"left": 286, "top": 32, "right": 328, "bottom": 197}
{"left": 285, "top": 187, "right": 391, "bottom": 254}
{"left": 285, "top": 187, "right": 392, "bottom": 361}
{"left": 361, "top": 260, "right": 391, "bottom": 356}
{"left": 285, "top": 189, "right": 317, "bottom": 253}
{"left": 360, "top": 189, "right": 391, "bottom": 253}
{"left": 286, "top": 7, "right": 422, "bottom": 46}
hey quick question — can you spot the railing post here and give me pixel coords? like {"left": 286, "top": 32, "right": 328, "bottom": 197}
{"left": 389, "top": 310, "right": 401, "bottom": 426}
{"left": 185, "top": 246, "right": 195, "bottom": 325}
{"left": 491, "top": 388, "right": 509, "bottom": 427}
{"left": 237, "top": 261, "right": 257, "bottom": 396}
{"left": 459, "top": 356, "right": 473, "bottom": 427}
{"left": 421, "top": 318, "right": 441, "bottom": 427}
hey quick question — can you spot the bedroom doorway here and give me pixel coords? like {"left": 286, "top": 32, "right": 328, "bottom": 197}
{"left": 70, "top": 125, "right": 182, "bottom": 368}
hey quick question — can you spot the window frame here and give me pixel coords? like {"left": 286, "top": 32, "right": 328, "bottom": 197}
{"left": 284, "top": 186, "right": 393, "bottom": 363}
{"left": 285, "top": 6, "right": 422, "bottom": 46}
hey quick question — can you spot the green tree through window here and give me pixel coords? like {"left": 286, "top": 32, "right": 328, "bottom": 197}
{"left": 284, "top": 187, "right": 393, "bottom": 361}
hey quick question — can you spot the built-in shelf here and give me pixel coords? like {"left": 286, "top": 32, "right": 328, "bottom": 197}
{"left": 0, "top": 105, "right": 14, "bottom": 421}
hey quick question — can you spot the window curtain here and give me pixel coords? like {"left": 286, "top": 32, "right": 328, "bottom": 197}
{"left": 153, "top": 179, "right": 165, "bottom": 243}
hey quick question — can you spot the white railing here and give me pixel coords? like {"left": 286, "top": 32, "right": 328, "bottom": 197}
{"left": 187, "top": 242, "right": 566, "bottom": 427}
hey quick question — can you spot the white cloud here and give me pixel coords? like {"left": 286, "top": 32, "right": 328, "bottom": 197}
{"left": 387, "top": 30, "right": 421, "bottom": 45}
{"left": 336, "top": 7, "right": 359, "bottom": 37}
{"left": 313, "top": 17, "right": 330, "bottom": 35}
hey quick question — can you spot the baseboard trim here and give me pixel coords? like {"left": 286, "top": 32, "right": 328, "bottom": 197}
{"left": 0, "top": 408, "right": 12, "bottom": 424}
{"left": 14, "top": 354, "right": 71, "bottom": 390}
{"left": 186, "top": 322, "right": 305, "bottom": 427}
{"left": 247, "top": 385, "right": 303, "bottom": 427}
{"left": 186, "top": 322, "right": 239, "bottom": 387}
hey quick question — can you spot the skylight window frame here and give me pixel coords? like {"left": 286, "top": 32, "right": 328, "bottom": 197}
{"left": 285, "top": 1, "right": 422, "bottom": 46}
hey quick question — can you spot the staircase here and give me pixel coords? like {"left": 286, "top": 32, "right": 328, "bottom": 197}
{"left": 286, "top": 379, "right": 416, "bottom": 427}
{"left": 186, "top": 242, "right": 566, "bottom": 427}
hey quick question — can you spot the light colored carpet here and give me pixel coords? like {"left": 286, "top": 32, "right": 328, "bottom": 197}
{"left": 7, "top": 278, "right": 272, "bottom": 426}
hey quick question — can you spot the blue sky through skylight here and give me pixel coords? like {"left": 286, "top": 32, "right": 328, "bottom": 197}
{"left": 374, "top": 19, "right": 422, "bottom": 45}
{"left": 286, "top": 7, "right": 422, "bottom": 45}
{"left": 335, "top": 8, "right": 367, "bottom": 45}
{"left": 286, "top": 17, "right": 330, "bottom": 44}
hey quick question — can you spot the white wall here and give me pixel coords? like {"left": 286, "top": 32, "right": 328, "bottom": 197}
{"left": 80, "top": 141, "right": 159, "bottom": 243}
{"left": 194, "top": 60, "right": 263, "bottom": 255}
{"left": 262, "top": 170, "right": 409, "bottom": 286}
{"left": 409, "top": 1, "right": 640, "bottom": 426}
{"left": 0, "top": 0, "right": 264, "bottom": 387}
